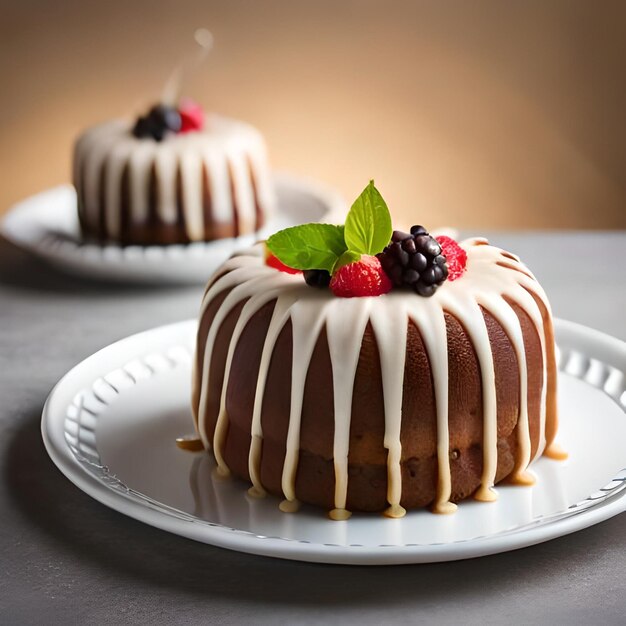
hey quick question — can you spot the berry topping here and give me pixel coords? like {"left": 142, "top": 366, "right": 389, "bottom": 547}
{"left": 436, "top": 235, "right": 467, "bottom": 281}
{"left": 304, "top": 269, "right": 331, "bottom": 288}
{"left": 330, "top": 255, "right": 392, "bottom": 298}
{"left": 133, "top": 104, "right": 182, "bottom": 141}
{"left": 377, "top": 226, "right": 448, "bottom": 296}
{"left": 266, "top": 181, "right": 392, "bottom": 296}
{"left": 179, "top": 98, "right": 204, "bottom": 132}
{"left": 264, "top": 181, "right": 454, "bottom": 299}
{"left": 266, "top": 254, "right": 301, "bottom": 275}
{"left": 410, "top": 225, "right": 428, "bottom": 236}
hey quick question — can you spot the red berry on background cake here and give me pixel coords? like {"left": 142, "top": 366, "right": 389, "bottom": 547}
{"left": 132, "top": 101, "right": 205, "bottom": 140}
{"left": 178, "top": 98, "right": 204, "bottom": 132}
{"left": 329, "top": 255, "right": 392, "bottom": 297}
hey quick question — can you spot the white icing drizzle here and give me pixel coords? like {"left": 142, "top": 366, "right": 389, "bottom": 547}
{"left": 369, "top": 301, "right": 408, "bottom": 518}
{"left": 408, "top": 298, "right": 455, "bottom": 514}
{"left": 128, "top": 141, "right": 156, "bottom": 223}
{"left": 73, "top": 115, "right": 275, "bottom": 241}
{"left": 326, "top": 298, "right": 372, "bottom": 520}
{"left": 106, "top": 139, "right": 136, "bottom": 237}
{"left": 281, "top": 297, "right": 329, "bottom": 505}
{"left": 196, "top": 263, "right": 270, "bottom": 448}
{"left": 212, "top": 277, "right": 288, "bottom": 475}
{"left": 193, "top": 239, "right": 557, "bottom": 518}
{"left": 247, "top": 294, "right": 299, "bottom": 497}
{"left": 506, "top": 277, "right": 549, "bottom": 460}
{"left": 478, "top": 291, "right": 531, "bottom": 482}
{"left": 441, "top": 292, "right": 498, "bottom": 503}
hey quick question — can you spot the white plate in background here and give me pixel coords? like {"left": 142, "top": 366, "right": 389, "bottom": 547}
{"left": 1, "top": 172, "right": 345, "bottom": 285}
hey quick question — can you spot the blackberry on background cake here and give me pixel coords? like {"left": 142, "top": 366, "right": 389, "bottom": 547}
{"left": 191, "top": 181, "right": 565, "bottom": 520}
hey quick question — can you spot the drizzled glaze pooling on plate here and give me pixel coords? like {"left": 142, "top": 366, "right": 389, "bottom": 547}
{"left": 192, "top": 238, "right": 561, "bottom": 519}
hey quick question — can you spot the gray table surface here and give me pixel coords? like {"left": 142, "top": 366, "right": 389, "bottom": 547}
{"left": 1, "top": 231, "right": 624, "bottom": 625}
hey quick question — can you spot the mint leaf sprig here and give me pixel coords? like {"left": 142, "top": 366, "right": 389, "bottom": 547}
{"left": 266, "top": 223, "right": 346, "bottom": 274}
{"left": 266, "top": 181, "right": 392, "bottom": 274}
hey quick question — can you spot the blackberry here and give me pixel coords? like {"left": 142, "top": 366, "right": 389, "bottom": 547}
{"left": 304, "top": 269, "right": 331, "bottom": 288}
{"left": 133, "top": 104, "right": 182, "bottom": 141}
{"left": 377, "top": 225, "right": 448, "bottom": 296}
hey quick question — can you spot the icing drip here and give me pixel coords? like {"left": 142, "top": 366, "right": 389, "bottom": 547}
{"left": 175, "top": 435, "right": 204, "bottom": 451}
{"left": 193, "top": 239, "right": 560, "bottom": 518}
{"left": 479, "top": 292, "right": 531, "bottom": 484}
{"left": 525, "top": 288, "right": 561, "bottom": 456}
{"left": 512, "top": 279, "right": 549, "bottom": 460}
{"left": 248, "top": 295, "right": 299, "bottom": 497}
{"left": 326, "top": 298, "right": 372, "bottom": 520}
{"left": 369, "top": 302, "right": 408, "bottom": 519}
{"left": 329, "top": 508, "right": 352, "bottom": 521}
{"left": 407, "top": 299, "right": 455, "bottom": 514}
{"left": 442, "top": 293, "right": 498, "bottom": 503}
{"left": 73, "top": 116, "right": 275, "bottom": 243}
{"left": 212, "top": 277, "right": 288, "bottom": 475}
{"left": 279, "top": 499, "right": 300, "bottom": 513}
{"left": 196, "top": 260, "right": 270, "bottom": 450}
{"left": 544, "top": 443, "right": 568, "bottom": 461}
{"left": 281, "top": 297, "right": 328, "bottom": 504}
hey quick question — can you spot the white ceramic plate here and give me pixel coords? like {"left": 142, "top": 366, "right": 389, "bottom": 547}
{"left": 41, "top": 318, "right": 626, "bottom": 565}
{"left": 0, "top": 173, "right": 345, "bottom": 285}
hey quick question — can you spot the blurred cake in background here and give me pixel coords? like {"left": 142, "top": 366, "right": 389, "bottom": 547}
{"left": 73, "top": 99, "right": 276, "bottom": 245}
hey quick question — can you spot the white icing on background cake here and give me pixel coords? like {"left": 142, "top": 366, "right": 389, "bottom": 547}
{"left": 193, "top": 238, "right": 559, "bottom": 519}
{"left": 73, "top": 114, "right": 275, "bottom": 242}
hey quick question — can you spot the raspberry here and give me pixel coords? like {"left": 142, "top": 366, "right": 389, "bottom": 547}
{"left": 330, "top": 255, "right": 392, "bottom": 298}
{"left": 266, "top": 254, "right": 301, "bottom": 275}
{"left": 436, "top": 236, "right": 467, "bottom": 281}
{"left": 377, "top": 225, "right": 448, "bottom": 297}
{"left": 179, "top": 99, "right": 204, "bottom": 133}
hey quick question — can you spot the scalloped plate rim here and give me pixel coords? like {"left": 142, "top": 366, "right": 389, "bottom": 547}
{"left": 41, "top": 317, "right": 626, "bottom": 565}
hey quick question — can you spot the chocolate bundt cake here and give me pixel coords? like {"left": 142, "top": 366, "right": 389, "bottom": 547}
{"left": 190, "top": 183, "right": 562, "bottom": 519}
{"left": 73, "top": 103, "right": 275, "bottom": 245}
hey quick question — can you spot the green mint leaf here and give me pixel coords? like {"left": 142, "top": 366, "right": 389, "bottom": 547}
{"left": 333, "top": 250, "right": 362, "bottom": 272}
{"left": 344, "top": 180, "right": 392, "bottom": 256}
{"left": 266, "top": 223, "right": 347, "bottom": 273}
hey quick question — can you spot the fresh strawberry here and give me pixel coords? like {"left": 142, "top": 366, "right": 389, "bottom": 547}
{"left": 436, "top": 235, "right": 467, "bottom": 281}
{"left": 330, "top": 255, "right": 392, "bottom": 298}
{"left": 178, "top": 99, "right": 204, "bottom": 133}
{"left": 266, "top": 253, "right": 301, "bottom": 275}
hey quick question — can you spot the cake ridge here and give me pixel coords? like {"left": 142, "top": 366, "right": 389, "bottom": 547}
{"left": 248, "top": 295, "right": 299, "bottom": 498}
{"left": 479, "top": 291, "right": 531, "bottom": 482}
{"left": 369, "top": 300, "right": 408, "bottom": 518}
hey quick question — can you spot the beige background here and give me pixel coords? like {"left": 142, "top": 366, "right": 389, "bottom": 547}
{"left": 1, "top": 0, "right": 625, "bottom": 229}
